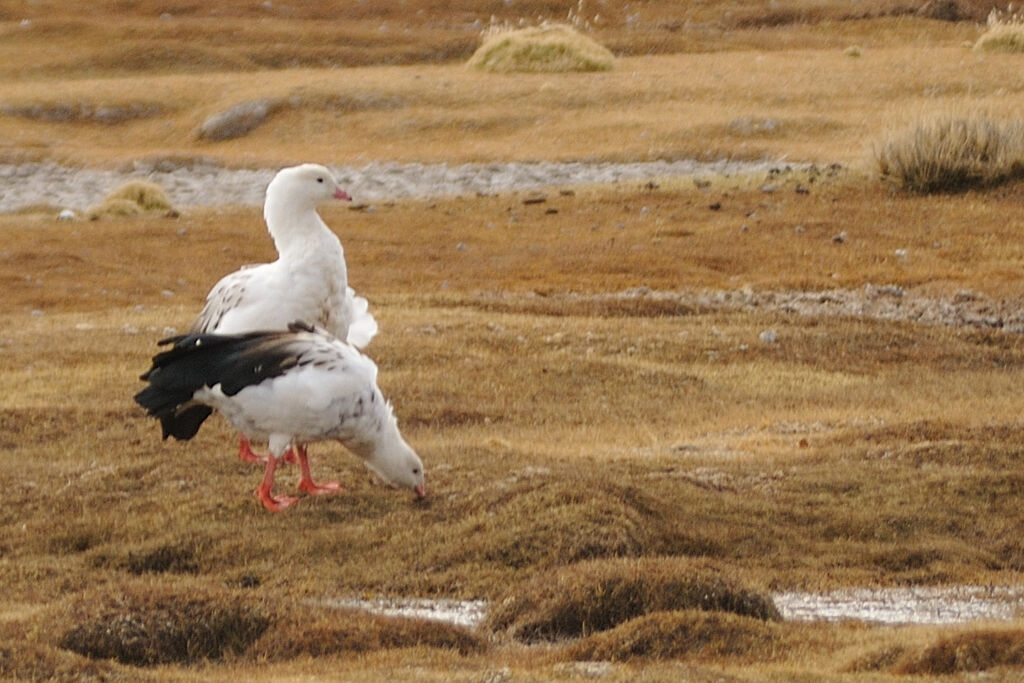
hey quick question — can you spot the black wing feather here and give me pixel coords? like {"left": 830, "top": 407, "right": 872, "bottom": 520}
{"left": 134, "top": 324, "right": 316, "bottom": 441}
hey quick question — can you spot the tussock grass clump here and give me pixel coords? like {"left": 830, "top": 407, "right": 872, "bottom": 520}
{"left": 566, "top": 609, "right": 784, "bottom": 662}
{"left": 123, "top": 539, "right": 202, "bottom": 575}
{"left": 85, "top": 197, "right": 142, "bottom": 220}
{"left": 894, "top": 629, "right": 1024, "bottom": 675}
{"left": 486, "top": 557, "right": 779, "bottom": 642}
{"left": 468, "top": 23, "right": 614, "bottom": 73}
{"left": 875, "top": 114, "right": 1024, "bottom": 193}
{"left": 0, "top": 639, "right": 119, "bottom": 681}
{"left": 104, "top": 179, "right": 173, "bottom": 211}
{"left": 58, "top": 582, "right": 271, "bottom": 666}
{"left": 86, "top": 179, "right": 174, "bottom": 219}
{"left": 975, "top": 7, "right": 1024, "bottom": 52}
{"left": 427, "top": 477, "right": 711, "bottom": 575}
{"left": 251, "top": 607, "right": 487, "bottom": 660}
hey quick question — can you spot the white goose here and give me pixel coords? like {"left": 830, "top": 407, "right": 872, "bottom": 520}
{"left": 191, "top": 163, "right": 378, "bottom": 463}
{"left": 135, "top": 322, "right": 425, "bottom": 512}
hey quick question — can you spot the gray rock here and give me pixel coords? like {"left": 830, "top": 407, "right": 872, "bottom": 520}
{"left": 197, "top": 99, "right": 277, "bottom": 141}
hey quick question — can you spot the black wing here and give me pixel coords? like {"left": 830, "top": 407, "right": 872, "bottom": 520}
{"left": 134, "top": 322, "right": 319, "bottom": 441}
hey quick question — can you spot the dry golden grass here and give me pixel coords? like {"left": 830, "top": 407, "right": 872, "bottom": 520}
{"left": 875, "top": 113, "right": 1024, "bottom": 193}
{"left": 467, "top": 23, "right": 615, "bottom": 73}
{"left": 2, "top": 1, "right": 1024, "bottom": 680}
{"left": 3, "top": 176, "right": 1024, "bottom": 679}
{"left": 975, "top": 6, "right": 1024, "bottom": 52}
{"left": 486, "top": 557, "right": 779, "bottom": 642}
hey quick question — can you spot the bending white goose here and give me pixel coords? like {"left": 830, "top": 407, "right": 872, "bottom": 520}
{"left": 191, "top": 163, "right": 378, "bottom": 462}
{"left": 135, "top": 322, "right": 425, "bottom": 512}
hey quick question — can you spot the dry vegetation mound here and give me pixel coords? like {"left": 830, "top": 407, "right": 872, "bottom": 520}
{"left": 974, "top": 7, "right": 1024, "bottom": 52}
{"left": 850, "top": 629, "right": 1024, "bottom": 675}
{"left": 486, "top": 557, "right": 779, "bottom": 642}
{"left": 425, "top": 476, "right": 714, "bottom": 576}
{"left": 250, "top": 607, "right": 487, "bottom": 660}
{"left": 58, "top": 583, "right": 271, "bottom": 666}
{"left": 86, "top": 179, "right": 175, "bottom": 219}
{"left": 875, "top": 113, "right": 1024, "bottom": 193}
{"left": 894, "top": 629, "right": 1024, "bottom": 674}
{"left": 467, "top": 23, "right": 614, "bottom": 73}
{"left": 566, "top": 609, "right": 784, "bottom": 662}
{"left": 53, "top": 581, "right": 486, "bottom": 669}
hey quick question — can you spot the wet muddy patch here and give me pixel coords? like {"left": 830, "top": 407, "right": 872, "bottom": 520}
{"left": 774, "top": 585, "right": 1024, "bottom": 625}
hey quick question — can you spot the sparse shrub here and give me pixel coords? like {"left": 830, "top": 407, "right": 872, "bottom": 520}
{"left": 893, "top": 629, "right": 1024, "bottom": 675}
{"left": 467, "top": 22, "right": 614, "bottom": 73}
{"left": 486, "top": 557, "right": 779, "bottom": 642}
{"left": 250, "top": 606, "right": 487, "bottom": 660}
{"left": 566, "top": 609, "right": 783, "bottom": 662}
{"left": 975, "top": 6, "right": 1024, "bottom": 52}
{"left": 875, "top": 114, "right": 1024, "bottom": 193}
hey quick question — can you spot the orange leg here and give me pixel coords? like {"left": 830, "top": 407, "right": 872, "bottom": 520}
{"left": 295, "top": 445, "right": 343, "bottom": 496}
{"left": 238, "top": 435, "right": 267, "bottom": 464}
{"left": 254, "top": 454, "right": 299, "bottom": 512}
{"left": 239, "top": 435, "right": 295, "bottom": 465}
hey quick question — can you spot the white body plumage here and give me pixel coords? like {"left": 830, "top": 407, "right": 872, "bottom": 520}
{"left": 191, "top": 163, "right": 377, "bottom": 347}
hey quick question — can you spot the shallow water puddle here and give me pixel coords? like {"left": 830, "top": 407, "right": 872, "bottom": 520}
{"left": 773, "top": 585, "right": 1024, "bottom": 625}
{"left": 320, "top": 586, "right": 1024, "bottom": 629}
{"left": 318, "top": 597, "right": 488, "bottom": 629}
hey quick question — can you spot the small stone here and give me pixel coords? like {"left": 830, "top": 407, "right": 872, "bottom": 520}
{"left": 832, "top": 231, "right": 847, "bottom": 243}
{"left": 759, "top": 329, "right": 778, "bottom": 344}
{"left": 57, "top": 209, "right": 76, "bottom": 220}
{"left": 197, "top": 99, "right": 275, "bottom": 141}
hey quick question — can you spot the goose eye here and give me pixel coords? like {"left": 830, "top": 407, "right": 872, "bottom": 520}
{"left": 413, "top": 468, "right": 421, "bottom": 475}
{"left": 316, "top": 177, "right": 324, "bottom": 183}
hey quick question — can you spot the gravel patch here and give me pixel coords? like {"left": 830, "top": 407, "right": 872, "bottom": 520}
{"left": 519, "top": 286, "right": 1024, "bottom": 334}
{"left": 0, "top": 158, "right": 803, "bottom": 213}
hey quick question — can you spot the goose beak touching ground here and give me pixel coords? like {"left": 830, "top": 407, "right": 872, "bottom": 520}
{"left": 134, "top": 322, "right": 425, "bottom": 512}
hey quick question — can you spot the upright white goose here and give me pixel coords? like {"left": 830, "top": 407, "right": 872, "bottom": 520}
{"left": 190, "top": 163, "right": 378, "bottom": 463}
{"left": 135, "top": 322, "right": 425, "bottom": 512}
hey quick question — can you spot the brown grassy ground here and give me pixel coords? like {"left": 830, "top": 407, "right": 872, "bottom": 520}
{"left": 2, "top": 2, "right": 1024, "bottom": 681}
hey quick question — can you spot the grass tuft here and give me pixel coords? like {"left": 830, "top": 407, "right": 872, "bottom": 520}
{"left": 893, "top": 629, "right": 1024, "bottom": 674}
{"left": 251, "top": 606, "right": 487, "bottom": 660}
{"left": 486, "top": 557, "right": 779, "bottom": 642}
{"left": 874, "top": 113, "right": 1024, "bottom": 193}
{"left": 565, "top": 609, "right": 784, "bottom": 662}
{"left": 58, "top": 582, "right": 271, "bottom": 666}
{"left": 975, "top": 6, "right": 1024, "bottom": 52}
{"left": 85, "top": 179, "right": 174, "bottom": 219}
{"left": 0, "top": 639, "right": 119, "bottom": 681}
{"left": 104, "top": 179, "right": 173, "bottom": 211}
{"left": 85, "top": 197, "right": 143, "bottom": 220}
{"left": 467, "top": 23, "right": 614, "bottom": 73}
